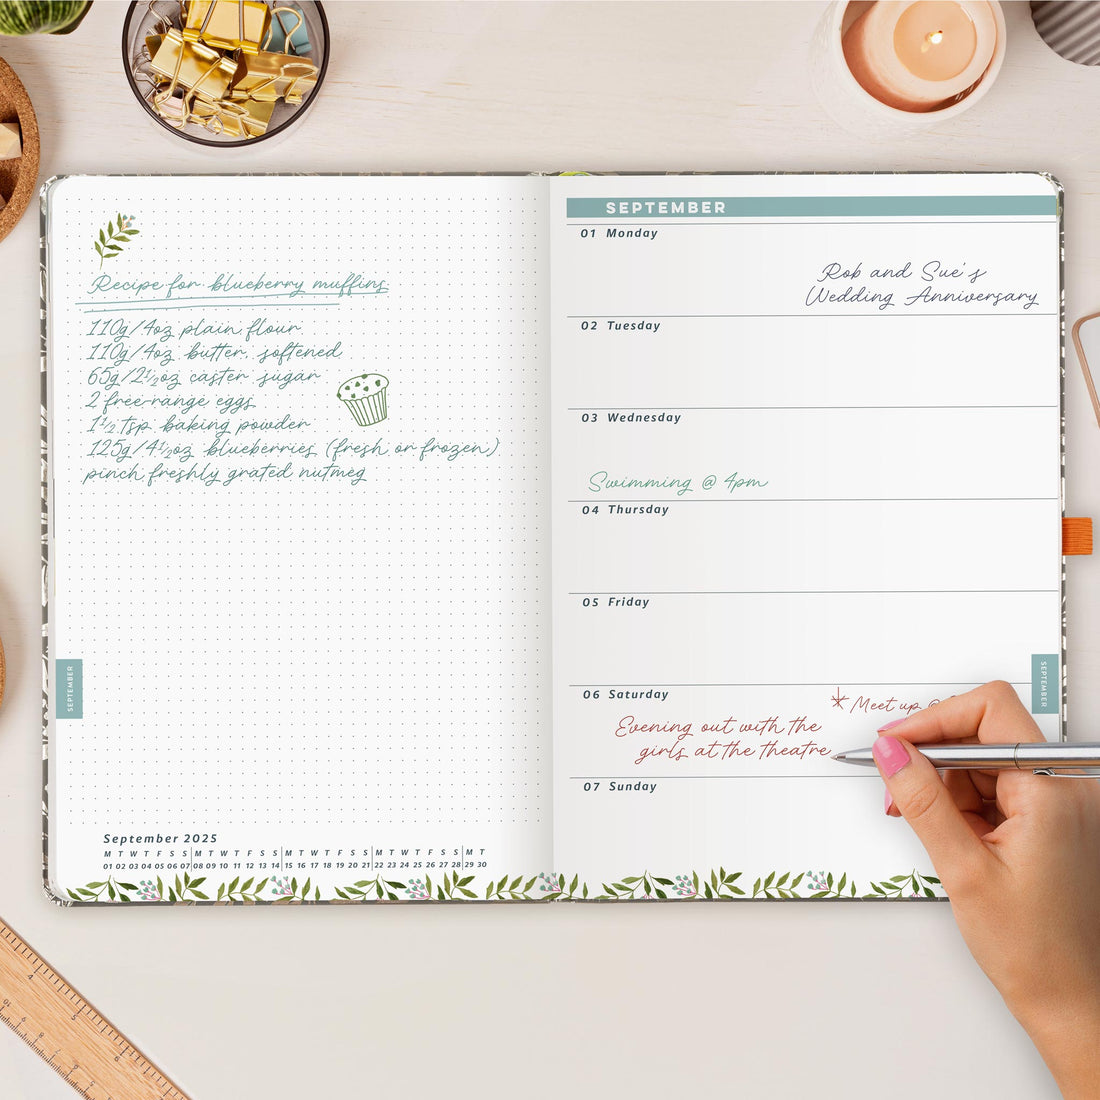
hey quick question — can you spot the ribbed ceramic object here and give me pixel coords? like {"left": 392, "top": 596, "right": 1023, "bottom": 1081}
{"left": 1031, "top": 1, "right": 1100, "bottom": 64}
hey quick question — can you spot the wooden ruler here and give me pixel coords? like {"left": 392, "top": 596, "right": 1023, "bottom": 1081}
{"left": 0, "top": 918, "right": 191, "bottom": 1099}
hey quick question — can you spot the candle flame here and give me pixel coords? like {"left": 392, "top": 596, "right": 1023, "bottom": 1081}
{"left": 921, "top": 29, "right": 945, "bottom": 53}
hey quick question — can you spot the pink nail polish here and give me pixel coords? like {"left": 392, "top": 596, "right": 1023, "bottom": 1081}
{"left": 884, "top": 788, "right": 895, "bottom": 815}
{"left": 877, "top": 717, "right": 907, "bottom": 733}
{"left": 872, "top": 735, "right": 911, "bottom": 778}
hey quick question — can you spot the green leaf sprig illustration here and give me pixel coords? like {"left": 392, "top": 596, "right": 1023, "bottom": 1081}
{"left": 864, "top": 870, "right": 942, "bottom": 899}
{"left": 804, "top": 871, "right": 857, "bottom": 899}
{"left": 94, "top": 212, "right": 139, "bottom": 268}
{"left": 66, "top": 876, "right": 139, "bottom": 903}
{"left": 334, "top": 875, "right": 409, "bottom": 902}
{"left": 269, "top": 875, "right": 323, "bottom": 903}
{"left": 215, "top": 875, "right": 269, "bottom": 903}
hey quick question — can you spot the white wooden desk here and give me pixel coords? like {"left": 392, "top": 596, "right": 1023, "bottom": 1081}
{"left": 1, "top": 3, "right": 1098, "bottom": 1096}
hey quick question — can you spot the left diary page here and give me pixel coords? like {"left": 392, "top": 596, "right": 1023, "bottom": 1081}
{"left": 45, "top": 175, "right": 551, "bottom": 904}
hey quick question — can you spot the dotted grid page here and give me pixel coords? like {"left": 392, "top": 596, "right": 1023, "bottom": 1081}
{"left": 45, "top": 175, "right": 551, "bottom": 905}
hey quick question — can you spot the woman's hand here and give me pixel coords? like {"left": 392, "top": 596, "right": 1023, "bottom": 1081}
{"left": 873, "top": 681, "right": 1100, "bottom": 1098}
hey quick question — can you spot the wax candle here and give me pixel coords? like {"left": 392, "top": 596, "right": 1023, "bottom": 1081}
{"left": 843, "top": 1, "right": 998, "bottom": 111}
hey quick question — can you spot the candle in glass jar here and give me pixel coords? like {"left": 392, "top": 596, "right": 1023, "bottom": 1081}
{"left": 843, "top": 1, "right": 998, "bottom": 112}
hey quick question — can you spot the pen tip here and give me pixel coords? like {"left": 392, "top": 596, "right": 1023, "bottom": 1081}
{"left": 831, "top": 752, "right": 844, "bottom": 762}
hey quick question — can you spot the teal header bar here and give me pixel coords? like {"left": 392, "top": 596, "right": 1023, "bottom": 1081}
{"left": 55, "top": 659, "right": 82, "bottom": 720}
{"left": 566, "top": 195, "right": 1059, "bottom": 218}
{"left": 1031, "top": 654, "right": 1058, "bottom": 715}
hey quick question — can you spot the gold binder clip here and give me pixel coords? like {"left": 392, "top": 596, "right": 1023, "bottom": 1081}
{"left": 193, "top": 94, "right": 276, "bottom": 138}
{"left": 182, "top": 0, "right": 271, "bottom": 54}
{"left": 149, "top": 27, "right": 239, "bottom": 104}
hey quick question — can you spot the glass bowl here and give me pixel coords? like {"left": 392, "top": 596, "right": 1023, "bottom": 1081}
{"left": 121, "top": 1, "right": 329, "bottom": 148}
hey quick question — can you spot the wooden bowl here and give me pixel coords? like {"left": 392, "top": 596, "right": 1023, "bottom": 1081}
{"left": 0, "top": 56, "right": 40, "bottom": 244}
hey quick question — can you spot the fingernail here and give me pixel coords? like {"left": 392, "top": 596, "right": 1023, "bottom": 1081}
{"left": 877, "top": 717, "right": 907, "bottom": 733}
{"left": 884, "top": 788, "right": 895, "bottom": 815}
{"left": 872, "top": 735, "right": 911, "bottom": 778}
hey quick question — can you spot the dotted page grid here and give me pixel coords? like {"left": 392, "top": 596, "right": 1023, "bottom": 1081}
{"left": 46, "top": 176, "right": 551, "bottom": 901}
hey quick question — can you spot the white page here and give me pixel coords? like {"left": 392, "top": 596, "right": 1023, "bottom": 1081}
{"left": 550, "top": 174, "right": 1062, "bottom": 898}
{"left": 46, "top": 175, "right": 551, "bottom": 904}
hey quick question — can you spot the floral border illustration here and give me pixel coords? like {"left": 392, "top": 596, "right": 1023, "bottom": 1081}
{"left": 63, "top": 868, "right": 943, "bottom": 904}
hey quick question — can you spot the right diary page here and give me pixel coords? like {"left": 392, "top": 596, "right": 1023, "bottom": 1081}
{"left": 549, "top": 173, "right": 1062, "bottom": 898}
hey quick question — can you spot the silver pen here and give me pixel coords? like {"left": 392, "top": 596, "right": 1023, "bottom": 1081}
{"left": 832, "top": 742, "right": 1100, "bottom": 777}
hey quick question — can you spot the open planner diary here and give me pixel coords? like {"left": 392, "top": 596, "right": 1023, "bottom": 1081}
{"left": 43, "top": 172, "right": 1063, "bottom": 904}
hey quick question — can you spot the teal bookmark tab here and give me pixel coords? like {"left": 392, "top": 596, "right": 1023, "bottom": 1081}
{"left": 1030, "top": 654, "right": 1058, "bottom": 715}
{"left": 55, "top": 659, "right": 82, "bottom": 720}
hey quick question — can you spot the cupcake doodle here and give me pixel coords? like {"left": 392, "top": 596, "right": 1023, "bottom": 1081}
{"left": 338, "top": 372, "right": 389, "bottom": 426}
